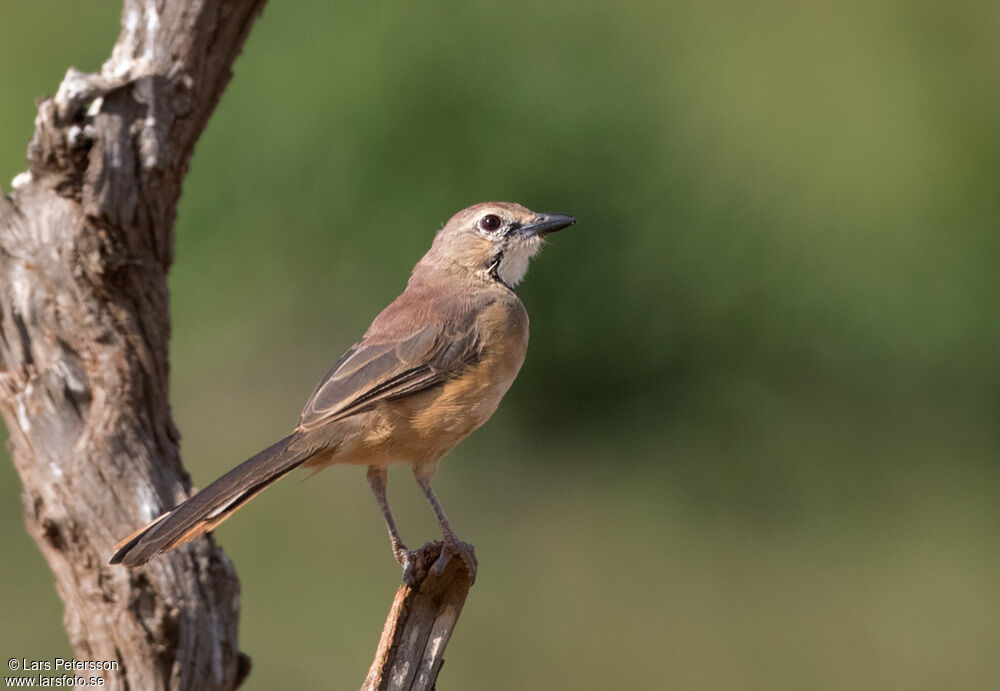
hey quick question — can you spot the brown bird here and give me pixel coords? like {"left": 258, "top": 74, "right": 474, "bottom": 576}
{"left": 110, "top": 202, "right": 575, "bottom": 580}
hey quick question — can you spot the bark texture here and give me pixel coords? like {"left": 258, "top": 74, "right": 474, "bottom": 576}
{"left": 363, "top": 543, "right": 475, "bottom": 691}
{"left": 0, "top": 1, "right": 266, "bottom": 688}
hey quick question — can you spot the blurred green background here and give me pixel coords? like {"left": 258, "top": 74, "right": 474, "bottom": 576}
{"left": 3, "top": 1, "right": 999, "bottom": 688}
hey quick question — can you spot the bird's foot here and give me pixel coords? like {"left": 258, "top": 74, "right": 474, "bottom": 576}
{"left": 391, "top": 539, "right": 477, "bottom": 587}
{"left": 391, "top": 543, "right": 419, "bottom": 587}
{"left": 432, "top": 534, "right": 477, "bottom": 583}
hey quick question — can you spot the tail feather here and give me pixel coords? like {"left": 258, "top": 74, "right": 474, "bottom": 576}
{"left": 110, "top": 433, "right": 311, "bottom": 567}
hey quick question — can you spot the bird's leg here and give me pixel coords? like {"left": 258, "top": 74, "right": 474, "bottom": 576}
{"left": 413, "top": 472, "right": 477, "bottom": 581}
{"left": 366, "top": 466, "right": 415, "bottom": 583}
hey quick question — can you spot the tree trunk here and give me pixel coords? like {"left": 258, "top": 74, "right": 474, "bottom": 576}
{"left": 0, "top": 1, "right": 267, "bottom": 688}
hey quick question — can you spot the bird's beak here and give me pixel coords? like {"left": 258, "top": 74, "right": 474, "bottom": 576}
{"left": 517, "top": 213, "right": 576, "bottom": 237}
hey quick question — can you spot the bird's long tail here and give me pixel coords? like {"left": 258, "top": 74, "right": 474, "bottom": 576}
{"left": 110, "top": 433, "right": 313, "bottom": 567}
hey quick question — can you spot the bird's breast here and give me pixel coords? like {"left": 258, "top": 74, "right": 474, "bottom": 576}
{"left": 382, "top": 298, "right": 529, "bottom": 463}
{"left": 410, "top": 299, "right": 528, "bottom": 442}
{"left": 324, "top": 296, "right": 529, "bottom": 468}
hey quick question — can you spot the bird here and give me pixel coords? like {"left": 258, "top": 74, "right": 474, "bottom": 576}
{"left": 110, "top": 201, "right": 575, "bottom": 581}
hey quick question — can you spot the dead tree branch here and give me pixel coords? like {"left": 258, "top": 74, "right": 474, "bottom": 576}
{"left": 0, "top": 1, "right": 267, "bottom": 688}
{"left": 362, "top": 543, "right": 475, "bottom": 691}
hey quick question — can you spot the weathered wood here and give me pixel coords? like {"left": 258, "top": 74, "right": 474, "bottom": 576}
{"left": 363, "top": 543, "right": 475, "bottom": 691}
{"left": 0, "top": 1, "right": 266, "bottom": 688}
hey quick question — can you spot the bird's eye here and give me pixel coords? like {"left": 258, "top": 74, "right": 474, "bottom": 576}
{"left": 479, "top": 214, "right": 503, "bottom": 232}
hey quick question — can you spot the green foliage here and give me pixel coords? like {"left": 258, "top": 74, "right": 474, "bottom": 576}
{"left": 2, "top": 1, "right": 999, "bottom": 688}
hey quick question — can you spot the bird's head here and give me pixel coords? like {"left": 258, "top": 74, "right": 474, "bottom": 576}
{"left": 416, "top": 202, "right": 576, "bottom": 289}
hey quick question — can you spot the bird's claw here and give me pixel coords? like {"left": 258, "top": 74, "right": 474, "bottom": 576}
{"left": 391, "top": 538, "right": 476, "bottom": 586}
{"left": 392, "top": 543, "right": 420, "bottom": 587}
{"left": 432, "top": 537, "right": 477, "bottom": 582}
{"left": 401, "top": 555, "right": 417, "bottom": 586}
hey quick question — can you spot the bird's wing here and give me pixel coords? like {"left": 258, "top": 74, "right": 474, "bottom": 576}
{"left": 297, "top": 315, "right": 482, "bottom": 431}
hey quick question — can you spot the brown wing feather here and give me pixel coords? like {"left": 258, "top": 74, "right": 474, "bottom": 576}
{"left": 297, "top": 314, "right": 482, "bottom": 431}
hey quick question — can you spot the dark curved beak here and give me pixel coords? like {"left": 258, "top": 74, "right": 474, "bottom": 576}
{"left": 519, "top": 213, "right": 576, "bottom": 237}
